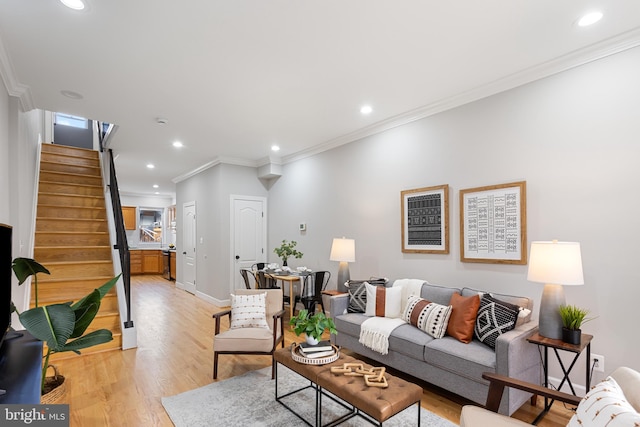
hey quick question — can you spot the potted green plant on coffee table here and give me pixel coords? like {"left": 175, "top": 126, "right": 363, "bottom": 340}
{"left": 289, "top": 309, "right": 337, "bottom": 345}
{"left": 558, "top": 304, "right": 595, "bottom": 345}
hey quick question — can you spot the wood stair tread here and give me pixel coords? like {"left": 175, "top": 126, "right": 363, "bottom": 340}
{"left": 38, "top": 168, "right": 101, "bottom": 177}
{"left": 38, "top": 191, "right": 104, "bottom": 199}
{"left": 39, "top": 179, "right": 102, "bottom": 188}
{"left": 37, "top": 204, "right": 106, "bottom": 210}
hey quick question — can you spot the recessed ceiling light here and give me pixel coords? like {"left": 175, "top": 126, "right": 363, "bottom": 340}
{"left": 577, "top": 11, "right": 603, "bottom": 27}
{"left": 146, "top": 163, "right": 155, "bottom": 169}
{"left": 60, "top": 0, "right": 85, "bottom": 10}
{"left": 60, "top": 90, "right": 83, "bottom": 99}
{"left": 172, "top": 141, "right": 183, "bottom": 148}
{"left": 156, "top": 117, "right": 168, "bottom": 125}
{"left": 154, "top": 192, "right": 160, "bottom": 195}
{"left": 360, "top": 105, "right": 373, "bottom": 115}
{"left": 271, "top": 145, "right": 280, "bottom": 152}
{"left": 153, "top": 184, "right": 159, "bottom": 188}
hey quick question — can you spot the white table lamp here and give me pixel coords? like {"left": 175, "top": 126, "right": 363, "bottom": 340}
{"left": 330, "top": 237, "right": 355, "bottom": 293}
{"left": 527, "top": 240, "right": 584, "bottom": 339}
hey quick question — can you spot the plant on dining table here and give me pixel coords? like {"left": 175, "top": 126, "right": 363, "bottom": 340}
{"left": 273, "top": 239, "right": 303, "bottom": 266}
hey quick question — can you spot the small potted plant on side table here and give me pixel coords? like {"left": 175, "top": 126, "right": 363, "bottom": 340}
{"left": 290, "top": 309, "right": 337, "bottom": 346}
{"left": 559, "top": 304, "right": 595, "bottom": 345}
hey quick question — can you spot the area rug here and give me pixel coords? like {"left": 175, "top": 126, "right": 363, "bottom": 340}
{"left": 162, "top": 366, "right": 458, "bottom": 427}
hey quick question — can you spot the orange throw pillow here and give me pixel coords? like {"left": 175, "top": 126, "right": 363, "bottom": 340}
{"left": 447, "top": 293, "right": 480, "bottom": 343}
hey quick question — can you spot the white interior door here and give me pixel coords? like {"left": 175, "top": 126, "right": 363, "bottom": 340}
{"left": 231, "top": 196, "right": 267, "bottom": 291}
{"left": 182, "top": 201, "right": 196, "bottom": 294}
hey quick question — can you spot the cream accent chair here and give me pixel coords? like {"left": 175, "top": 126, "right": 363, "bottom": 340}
{"left": 460, "top": 367, "right": 640, "bottom": 427}
{"left": 212, "top": 289, "right": 285, "bottom": 379}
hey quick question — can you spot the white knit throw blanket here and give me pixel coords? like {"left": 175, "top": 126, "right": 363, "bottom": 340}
{"left": 393, "top": 279, "right": 426, "bottom": 314}
{"left": 359, "top": 317, "right": 406, "bottom": 355}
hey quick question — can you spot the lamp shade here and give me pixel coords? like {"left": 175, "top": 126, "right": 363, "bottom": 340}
{"left": 329, "top": 238, "right": 355, "bottom": 262}
{"left": 527, "top": 241, "right": 584, "bottom": 286}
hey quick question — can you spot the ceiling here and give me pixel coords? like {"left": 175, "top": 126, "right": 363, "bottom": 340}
{"left": 1, "top": 1, "right": 640, "bottom": 197}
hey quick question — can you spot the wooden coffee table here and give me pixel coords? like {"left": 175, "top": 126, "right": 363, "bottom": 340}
{"left": 274, "top": 346, "right": 423, "bottom": 426}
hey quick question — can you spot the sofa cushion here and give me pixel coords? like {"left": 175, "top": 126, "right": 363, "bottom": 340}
{"left": 447, "top": 293, "right": 481, "bottom": 343}
{"left": 403, "top": 295, "right": 452, "bottom": 339}
{"left": 421, "top": 283, "right": 461, "bottom": 306}
{"left": 474, "top": 294, "right": 519, "bottom": 349}
{"left": 568, "top": 375, "right": 640, "bottom": 427}
{"left": 346, "top": 279, "right": 387, "bottom": 313}
{"left": 424, "top": 336, "right": 496, "bottom": 379}
{"left": 365, "top": 283, "right": 403, "bottom": 318}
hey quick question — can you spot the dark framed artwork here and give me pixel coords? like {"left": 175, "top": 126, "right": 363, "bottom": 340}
{"left": 459, "top": 181, "right": 527, "bottom": 264}
{"left": 401, "top": 184, "right": 449, "bottom": 254}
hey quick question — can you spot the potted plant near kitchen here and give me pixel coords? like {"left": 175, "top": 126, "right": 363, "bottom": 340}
{"left": 558, "top": 304, "right": 595, "bottom": 345}
{"left": 273, "top": 240, "right": 303, "bottom": 266}
{"left": 289, "top": 309, "right": 337, "bottom": 345}
{"left": 11, "top": 257, "right": 119, "bottom": 403}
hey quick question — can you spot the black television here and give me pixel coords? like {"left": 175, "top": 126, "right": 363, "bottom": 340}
{"left": 0, "top": 223, "right": 12, "bottom": 350}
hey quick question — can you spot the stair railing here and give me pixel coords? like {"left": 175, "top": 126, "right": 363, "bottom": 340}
{"left": 106, "top": 148, "right": 134, "bottom": 328}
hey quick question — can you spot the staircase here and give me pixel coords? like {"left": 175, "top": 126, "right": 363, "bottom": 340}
{"left": 33, "top": 143, "right": 122, "bottom": 359}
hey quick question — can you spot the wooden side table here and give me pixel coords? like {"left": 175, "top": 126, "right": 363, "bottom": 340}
{"left": 527, "top": 331, "right": 593, "bottom": 424}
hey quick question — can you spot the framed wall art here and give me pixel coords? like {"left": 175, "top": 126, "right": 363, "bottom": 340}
{"left": 459, "top": 181, "right": 527, "bottom": 264}
{"left": 401, "top": 184, "right": 449, "bottom": 254}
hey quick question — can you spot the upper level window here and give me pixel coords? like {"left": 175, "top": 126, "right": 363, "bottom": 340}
{"left": 55, "top": 113, "right": 88, "bottom": 129}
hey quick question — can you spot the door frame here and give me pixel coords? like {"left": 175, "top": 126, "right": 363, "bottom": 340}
{"left": 229, "top": 195, "right": 267, "bottom": 293}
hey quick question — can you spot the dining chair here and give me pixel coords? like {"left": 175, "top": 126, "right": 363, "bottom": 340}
{"left": 300, "top": 271, "right": 331, "bottom": 315}
{"left": 250, "top": 262, "right": 266, "bottom": 271}
{"left": 239, "top": 269, "right": 255, "bottom": 289}
{"left": 256, "top": 270, "right": 279, "bottom": 289}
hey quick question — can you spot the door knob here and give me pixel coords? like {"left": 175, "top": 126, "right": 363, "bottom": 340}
{"left": 235, "top": 255, "right": 240, "bottom": 260}
{"left": 183, "top": 251, "right": 186, "bottom": 255}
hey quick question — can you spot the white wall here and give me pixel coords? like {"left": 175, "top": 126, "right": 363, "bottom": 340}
{"left": 176, "top": 163, "right": 268, "bottom": 302}
{"left": 0, "top": 82, "right": 9, "bottom": 223}
{"left": 267, "top": 46, "right": 640, "bottom": 388}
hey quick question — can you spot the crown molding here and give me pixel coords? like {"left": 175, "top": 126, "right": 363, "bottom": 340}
{"left": 0, "top": 35, "right": 34, "bottom": 111}
{"left": 283, "top": 26, "right": 640, "bottom": 165}
{"left": 172, "top": 155, "right": 263, "bottom": 184}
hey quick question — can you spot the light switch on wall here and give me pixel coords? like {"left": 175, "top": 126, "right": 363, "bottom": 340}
{"left": 299, "top": 223, "right": 306, "bottom": 231}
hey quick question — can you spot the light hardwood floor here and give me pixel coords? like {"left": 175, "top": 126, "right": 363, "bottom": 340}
{"left": 55, "top": 275, "right": 575, "bottom": 426}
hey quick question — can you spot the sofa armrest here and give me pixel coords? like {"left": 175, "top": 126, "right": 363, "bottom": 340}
{"left": 328, "top": 294, "right": 350, "bottom": 319}
{"left": 495, "top": 322, "right": 539, "bottom": 377}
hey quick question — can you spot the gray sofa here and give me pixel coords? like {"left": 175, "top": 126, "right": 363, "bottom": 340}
{"left": 329, "top": 281, "right": 542, "bottom": 416}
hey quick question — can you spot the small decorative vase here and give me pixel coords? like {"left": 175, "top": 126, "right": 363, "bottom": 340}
{"left": 562, "top": 327, "right": 581, "bottom": 345}
{"left": 282, "top": 259, "right": 288, "bottom": 267}
{"left": 305, "top": 334, "right": 319, "bottom": 346}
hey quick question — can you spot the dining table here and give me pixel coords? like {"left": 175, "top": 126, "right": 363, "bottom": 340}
{"left": 269, "top": 272, "right": 310, "bottom": 321}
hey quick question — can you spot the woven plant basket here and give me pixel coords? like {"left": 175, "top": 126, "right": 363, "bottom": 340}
{"left": 41, "top": 365, "right": 67, "bottom": 404}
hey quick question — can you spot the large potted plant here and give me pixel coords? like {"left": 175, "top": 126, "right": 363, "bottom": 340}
{"left": 11, "top": 257, "right": 119, "bottom": 402}
{"left": 558, "top": 304, "right": 595, "bottom": 345}
{"left": 273, "top": 240, "right": 303, "bottom": 266}
{"left": 289, "top": 309, "right": 337, "bottom": 345}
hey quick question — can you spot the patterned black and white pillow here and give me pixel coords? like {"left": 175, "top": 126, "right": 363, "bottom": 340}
{"left": 346, "top": 281, "right": 368, "bottom": 313}
{"left": 345, "top": 278, "right": 387, "bottom": 313}
{"left": 474, "top": 293, "right": 519, "bottom": 348}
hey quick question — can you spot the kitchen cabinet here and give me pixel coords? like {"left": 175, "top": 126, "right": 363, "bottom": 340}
{"left": 130, "top": 250, "right": 142, "bottom": 274}
{"left": 122, "top": 206, "right": 137, "bottom": 230}
{"left": 170, "top": 251, "right": 176, "bottom": 280}
{"left": 130, "top": 249, "right": 163, "bottom": 274}
{"left": 143, "top": 250, "right": 162, "bottom": 274}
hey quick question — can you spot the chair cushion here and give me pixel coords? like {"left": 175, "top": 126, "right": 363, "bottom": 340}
{"left": 447, "top": 293, "right": 480, "bottom": 343}
{"left": 474, "top": 294, "right": 519, "bottom": 349}
{"left": 402, "top": 295, "right": 452, "bottom": 339}
{"left": 568, "top": 375, "right": 640, "bottom": 426}
{"left": 365, "top": 282, "right": 402, "bottom": 318}
{"left": 229, "top": 292, "right": 269, "bottom": 330}
{"left": 213, "top": 327, "right": 276, "bottom": 352}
